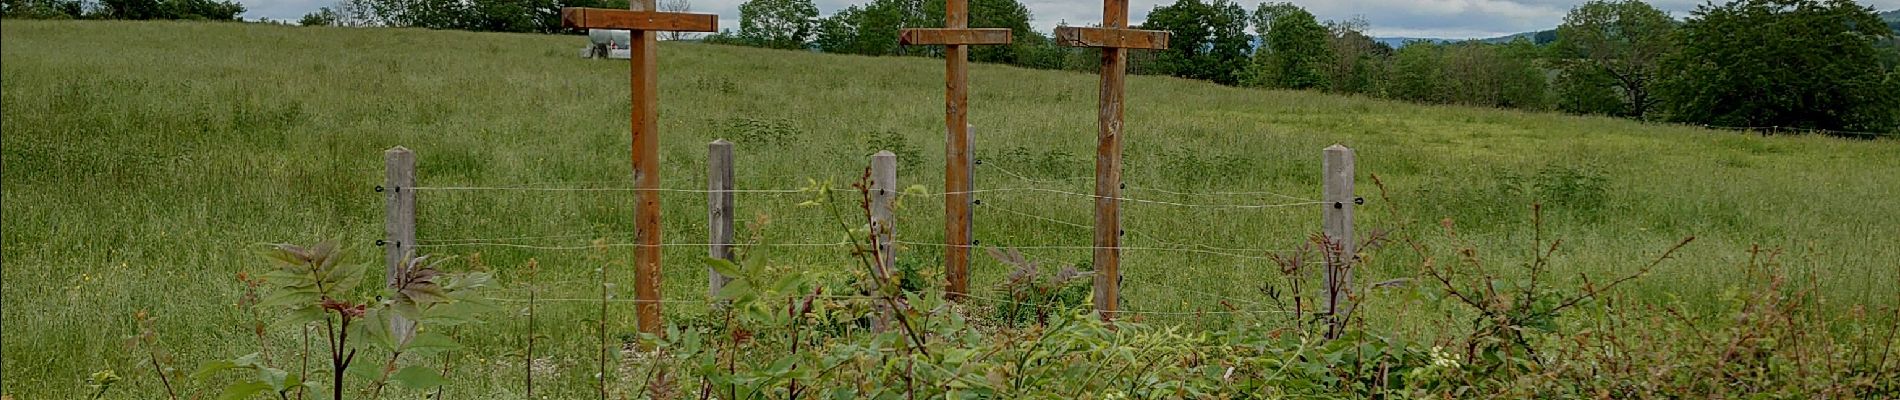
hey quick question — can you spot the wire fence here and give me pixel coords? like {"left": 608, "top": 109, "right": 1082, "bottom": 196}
{"left": 389, "top": 152, "right": 1342, "bottom": 326}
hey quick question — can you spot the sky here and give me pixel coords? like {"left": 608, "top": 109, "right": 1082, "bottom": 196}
{"left": 244, "top": 0, "right": 1900, "bottom": 39}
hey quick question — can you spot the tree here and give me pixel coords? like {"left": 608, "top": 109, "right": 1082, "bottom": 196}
{"left": 1552, "top": 0, "right": 1675, "bottom": 118}
{"left": 3, "top": 0, "right": 85, "bottom": 18}
{"left": 1248, "top": 4, "right": 1329, "bottom": 89}
{"left": 1384, "top": 41, "right": 1446, "bottom": 103}
{"left": 1554, "top": 65, "right": 1626, "bottom": 115}
{"left": 1139, "top": 0, "right": 1252, "bottom": 85}
{"left": 660, "top": 0, "right": 693, "bottom": 40}
{"left": 1248, "top": 1, "right": 1300, "bottom": 39}
{"left": 1440, "top": 41, "right": 1549, "bottom": 109}
{"left": 300, "top": 7, "right": 339, "bottom": 26}
{"left": 737, "top": 0, "right": 818, "bottom": 50}
{"left": 813, "top": 0, "right": 924, "bottom": 56}
{"left": 918, "top": 0, "right": 1036, "bottom": 64}
{"left": 1321, "top": 18, "right": 1390, "bottom": 94}
{"left": 1659, "top": 0, "right": 1899, "bottom": 132}
{"left": 100, "top": 0, "right": 163, "bottom": 19}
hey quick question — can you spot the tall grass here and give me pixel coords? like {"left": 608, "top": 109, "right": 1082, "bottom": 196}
{"left": 4, "top": 20, "right": 1899, "bottom": 397}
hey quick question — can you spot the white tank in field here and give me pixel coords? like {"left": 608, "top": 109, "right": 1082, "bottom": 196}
{"left": 581, "top": 29, "right": 633, "bottom": 59}
{"left": 588, "top": 29, "right": 631, "bottom": 48}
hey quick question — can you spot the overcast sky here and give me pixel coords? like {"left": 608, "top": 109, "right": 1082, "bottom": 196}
{"left": 244, "top": 0, "right": 1899, "bottom": 39}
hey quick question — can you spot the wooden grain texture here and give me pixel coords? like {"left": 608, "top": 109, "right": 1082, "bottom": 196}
{"left": 628, "top": 0, "right": 664, "bottom": 338}
{"left": 869, "top": 150, "right": 899, "bottom": 331}
{"left": 707, "top": 140, "right": 734, "bottom": 298}
{"left": 1086, "top": 0, "right": 1140, "bottom": 322}
{"left": 871, "top": 151, "right": 898, "bottom": 278}
{"left": 941, "top": 0, "right": 975, "bottom": 300}
{"left": 898, "top": 28, "right": 1012, "bottom": 45}
{"left": 560, "top": 7, "right": 718, "bottom": 32}
{"left": 1322, "top": 145, "right": 1356, "bottom": 316}
{"left": 383, "top": 146, "right": 417, "bottom": 340}
{"left": 1052, "top": 27, "right": 1170, "bottom": 50}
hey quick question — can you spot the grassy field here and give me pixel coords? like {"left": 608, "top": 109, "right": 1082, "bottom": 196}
{"left": 4, "top": 20, "right": 1899, "bottom": 398}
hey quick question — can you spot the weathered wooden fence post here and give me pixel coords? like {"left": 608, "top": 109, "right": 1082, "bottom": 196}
{"left": 1322, "top": 144, "right": 1356, "bottom": 316}
{"left": 383, "top": 146, "right": 417, "bottom": 339}
{"left": 871, "top": 150, "right": 899, "bottom": 278}
{"left": 708, "top": 140, "right": 735, "bottom": 298}
{"left": 946, "top": 124, "right": 976, "bottom": 300}
{"left": 870, "top": 150, "right": 899, "bottom": 331}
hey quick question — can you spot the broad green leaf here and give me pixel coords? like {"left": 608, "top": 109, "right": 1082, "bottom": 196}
{"left": 705, "top": 257, "right": 742, "bottom": 278}
{"left": 344, "top": 356, "right": 383, "bottom": 381}
{"left": 325, "top": 262, "right": 369, "bottom": 293}
{"left": 444, "top": 271, "right": 493, "bottom": 290}
{"left": 218, "top": 381, "right": 272, "bottom": 400}
{"left": 191, "top": 360, "right": 238, "bottom": 382}
{"left": 233, "top": 352, "right": 265, "bottom": 368}
{"left": 716, "top": 278, "right": 753, "bottom": 300}
{"left": 389, "top": 366, "right": 446, "bottom": 389}
{"left": 256, "top": 287, "right": 319, "bottom": 310}
{"left": 256, "top": 366, "right": 289, "bottom": 392}
{"left": 350, "top": 308, "right": 399, "bottom": 350}
{"left": 404, "top": 331, "right": 462, "bottom": 354}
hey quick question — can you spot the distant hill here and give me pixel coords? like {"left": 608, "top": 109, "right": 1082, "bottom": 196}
{"left": 1374, "top": 29, "right": 1556, "bottom": 48}
{"left": 1883, "top": 9, "right": 1898, "bottom": 30}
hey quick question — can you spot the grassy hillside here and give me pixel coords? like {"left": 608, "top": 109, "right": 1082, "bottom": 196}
{"left": 4, "top": 20, "right": 1899, "bottom": 397}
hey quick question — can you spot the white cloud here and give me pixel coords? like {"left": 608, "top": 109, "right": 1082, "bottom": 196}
{"left": 243, "top": 0, "right": 1900, "bottom": 38}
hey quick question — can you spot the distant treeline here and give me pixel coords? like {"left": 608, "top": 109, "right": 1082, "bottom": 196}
{"left": 1, "top": 0, "right": 244, "bottom": 20}
{"left": 7, "top": 0, "right": 1894, "bottom": 134}
{"left": 702, "top": 0, "right": 1900, "bottom": 134}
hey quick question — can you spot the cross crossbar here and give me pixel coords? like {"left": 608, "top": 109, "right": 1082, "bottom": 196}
{"left": 1054, "top": 27, "right": 1169, "bottom": 49}
{"left": 899, "top": 28, "right": 1013, "bottom": 46}
{"left": 561, "top": 7, "right": 718, "bottom": 32}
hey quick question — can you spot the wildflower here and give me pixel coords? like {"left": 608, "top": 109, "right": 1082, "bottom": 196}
{"left": 1428, "top": 346, "right": 1461, "bottom": 369}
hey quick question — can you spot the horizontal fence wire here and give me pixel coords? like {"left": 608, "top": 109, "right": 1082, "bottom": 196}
{"left": 893, "top": 240, "right": 1293, "bottom": 261}
{"left": 981, "top": 162, "right": 1321, "bottom": 203}
{"left": 947, "top": 187, "right": 1326, "bottom": 209}
{"left": 979, "top": 203, "right": 1297, "bottom": 257}
{"left": 482, "top": 291, "right": 1298, "bottom": 316}
{"left": 411, "top": 241, "right": 853, "bottom": 250}
{"left": 410, "top": 186, "right": 809, "bottom": 193}
{"left": 409, "top": 184, "right": 1322, "bottom": 209}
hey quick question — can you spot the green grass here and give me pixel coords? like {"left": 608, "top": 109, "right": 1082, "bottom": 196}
{"left": 4, "top": 20, "right": 1899, "bottom": 398}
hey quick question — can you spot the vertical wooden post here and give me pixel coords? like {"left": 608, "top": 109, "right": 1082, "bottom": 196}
{"left": 871, "top": 151, "right": 898, "bottom": 278}
{"left": 1090, "top": 0, "right": 1132, "bottom": 323}
{"left": 628, "top": 0, "right": 664, "bottom": 337}
{"left": 942, "top": 0, "right": 974, "bottom": 300}
{"left": 870, "top": 151, "right": 899, "bottom": 331}
{"left": 707, "top": 140, "right": 734, "bottom": 298}
{"left": 1322, "top": 144, "right": 1356, "bottom": 315}
{"left": 383, "top": 146, "right": 417, "bottom": 339}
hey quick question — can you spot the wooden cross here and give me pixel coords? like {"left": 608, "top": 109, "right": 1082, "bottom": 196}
{"left": 898, "top": 1, "right": 1012, "bottom": 300}
{"left": 1054, "top": 0, "right": 1169, "bottom": 322}
{"left": 561, "top": 3, "right": 718, "bottom": 337}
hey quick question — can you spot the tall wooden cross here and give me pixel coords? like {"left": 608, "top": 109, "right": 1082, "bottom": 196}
{"left": 898, "top": 1, "right": 1012, "bottom": 299}
{"left": 1054, "top": 0, "right": 1169, "bottom": 322}
{"left": 561, "top": 3, "right": 718, "bottom": 336}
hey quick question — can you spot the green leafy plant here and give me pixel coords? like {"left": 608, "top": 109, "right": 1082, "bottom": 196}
{"left": 193, "top": 242, "right": 491, "bottom": 400}
{"left": 985, "top": 247, "right": 1090, "bottom": 327}
{"left": 84, "top": 370, "right": 120, "bottom": 400}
